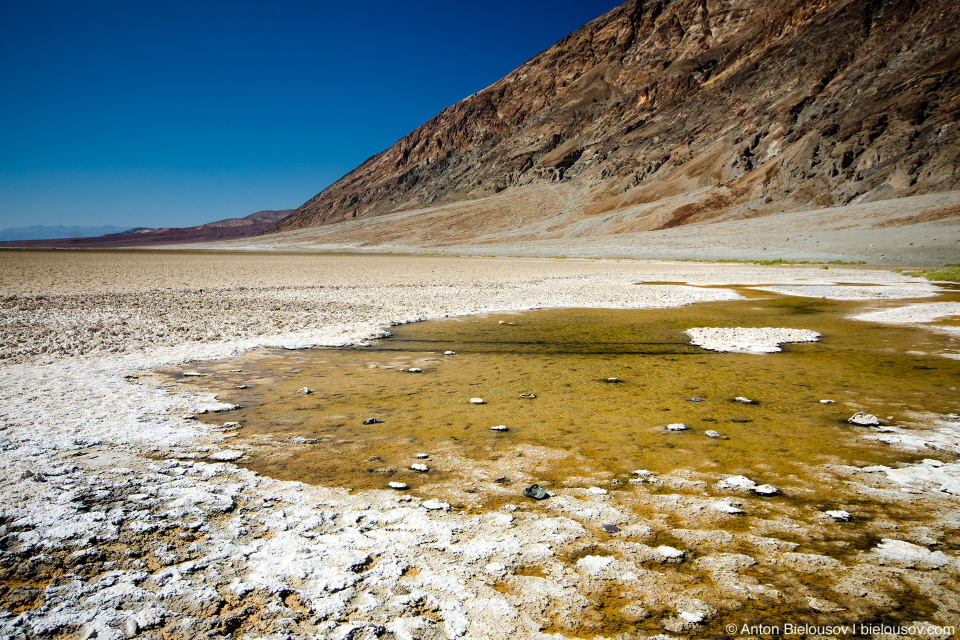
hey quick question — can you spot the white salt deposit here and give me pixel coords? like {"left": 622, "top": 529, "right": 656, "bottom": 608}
{"left": 686, "top": 327, "right": 820, "bottom": 353}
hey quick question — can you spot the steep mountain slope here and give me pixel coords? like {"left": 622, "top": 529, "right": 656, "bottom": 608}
{"left": 271, "top": 0, "right": 960, "bottom": 237}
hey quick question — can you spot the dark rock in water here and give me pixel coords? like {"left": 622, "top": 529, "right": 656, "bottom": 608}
{"left": 364, "top": 418, "right": 384, "bottom": 425}
{"left": 684, "top": 398, "right": 702, "bottom": 402}
{"left": 602, "top": 524, "right": 621, "bottom": 533}
{"left": 523, "top": 484, "right": 549, "bottom": 500}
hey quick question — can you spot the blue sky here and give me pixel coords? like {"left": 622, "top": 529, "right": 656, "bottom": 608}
{"left": 0, "top": 0, "right": 622, "bottom": 230}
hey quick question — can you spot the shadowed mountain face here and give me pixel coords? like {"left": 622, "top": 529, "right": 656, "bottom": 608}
{"left": 272, "top": 0, "right": 960, "bottom": 236}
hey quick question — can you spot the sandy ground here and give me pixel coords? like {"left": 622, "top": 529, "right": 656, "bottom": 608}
{"left": 1, "top": 251, "right": 959, "bottom": 640}
{"left": 199, "top": 190, "right": 960, "bottom": 266}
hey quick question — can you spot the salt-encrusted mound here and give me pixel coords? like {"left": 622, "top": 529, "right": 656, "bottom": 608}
{"left": 686, "top": 327, "right": 820, "bottom": 354}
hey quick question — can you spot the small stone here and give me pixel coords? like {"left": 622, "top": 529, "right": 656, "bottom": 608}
{"left": 469, "top": 398, "right": 486, "bottom": 404}
{"left": 717, "top": 475, "right": 757, "bottom": 491}
{"left": 602, "top": 524, "right": 621, "bottom": 533}
{"left": 704, "top": 430, "right": 721, "bottom": 438}
{"left": 132, "top": 608, "right": 164, "bottom": 630}
{"left": 519, "top": 392, "right": 537, "bottom": 399}
{"left": 712, "top": 501, "right": 745, "bottom": 514}
{"left": 679, "top": 609, "right": 706, "bottom": 624}
{"left": 490, "top": 425, "right": 509, "bottom": 431}
{"left": 820, "top": 399, "right": 836, "bottom": 404}
{"left": 587, "top": 487, "right": 608, "bottom": 495}
{"left": 606, "top": 377, "right": 621, "bottom": 383}
{"left": 407, "top": 368, "right": 423, "bottom": 373}
{"left": 754, "top": 484, "right": 779, "bottom": 496}
{"left": 209, "top": 450, "right": 244, "bottom": 462}
{"left": 826, "top": 510, "right": 851, "bottom": 521}
{"left": 297, "top": 387, "right": 314, "bottom": 394}
{"left": 733, "top": 396, "right": 755, "bottom": 404}
{"left": 444, "top": 351, "right": 456, "bottom": 355}
{"left": 388, "top": 482, "right": 409, "bottom": 490}
{"left": 414, "top": 453, "right": 430, "bottom": 459}
{"left": 944, "top": 413, "right": 960, "bottom": 421}
{"left": 410, "top": 464, "right": 429, "bottom": 472}
{"left": 422, "top": 499, "right": 449, "bottom": 510}
{"left": 848, "top": 412, "right": 880, "bottom": 426}
{"left": 125, "top": 618, "right": 139, "bottom": 638}
{"left": 183, "top": 371, "right": 208, "bottom": 377}
{"left": 234, "top": 384, "right": 248, "bottom": 389}
{"left": 667, "top": 423, "right": 688, "bottom": 431}
{"left": 632, "top": 469, "right": 652, "bottom": 478}
{"left": 485, "top": 562, "right": 506, "bottom": 573}
{"left": 182, "top": 414, "right": 196, "bottom": 420}
{"left": 363, "top": 418, "right": 383, "bottom": 424}
{"left": 656, "top": 545, "right": 685, "bottom": 561}
{"left": 222, "top": 422, "right": 241, "bottom": 429}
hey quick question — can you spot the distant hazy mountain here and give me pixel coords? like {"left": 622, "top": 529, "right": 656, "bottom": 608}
{"left": 0, "top": 210, "right": 294, "bottom": 248}
{"left": 0, "top": 225, "right": 129, "bottom": 242}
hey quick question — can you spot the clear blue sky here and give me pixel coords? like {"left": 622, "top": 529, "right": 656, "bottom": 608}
{"left": 0, "top": 0, "right": 622, "bottom": 230}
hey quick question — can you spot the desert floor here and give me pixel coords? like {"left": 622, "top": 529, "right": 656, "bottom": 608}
{"left": 1, "top": 250, "right": 959, "bottom": 640}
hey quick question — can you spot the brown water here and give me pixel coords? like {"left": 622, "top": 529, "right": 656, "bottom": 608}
{"left": 164, "top": 287, "right": 960, "bottom": 496}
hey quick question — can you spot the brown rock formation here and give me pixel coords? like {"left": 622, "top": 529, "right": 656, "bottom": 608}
{"left": 270, "top": 0, "right": 960, "bottom": 237}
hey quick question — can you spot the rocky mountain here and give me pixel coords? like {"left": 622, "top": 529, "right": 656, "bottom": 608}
{"left": 270, "top": 0, "right": 960, "bottom": 237}
{"left": 1, "top": 210, "right": 294, "bottom": 248}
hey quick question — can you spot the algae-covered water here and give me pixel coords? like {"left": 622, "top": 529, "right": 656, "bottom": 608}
{"left": 166, "top": 287, "right": 960, "bottom": 494}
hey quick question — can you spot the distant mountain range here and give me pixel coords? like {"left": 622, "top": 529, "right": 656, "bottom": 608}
{"left": 0, "top": 225, "right": 129, "bottom": 242}
{"left": 270, "top": 0, "right": 960, "bottom": 238}
{"left": 0, "top": 210, "right": 294, "bottom": 248}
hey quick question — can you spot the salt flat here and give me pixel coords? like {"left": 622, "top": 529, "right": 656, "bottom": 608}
{"left": 1, "top": 251, "right": 958, "bottom": 639}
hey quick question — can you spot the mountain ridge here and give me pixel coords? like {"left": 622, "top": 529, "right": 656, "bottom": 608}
{"left": 269, "top": 0, "right": 960, "bottom": 237}
{"left": 0, "top": 210, "right": 293, "bottom": 248}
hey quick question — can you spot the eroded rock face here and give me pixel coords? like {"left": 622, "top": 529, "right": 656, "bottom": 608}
{"left": 271, "top": 0, "right": 960, "bottom": 236}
